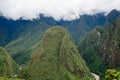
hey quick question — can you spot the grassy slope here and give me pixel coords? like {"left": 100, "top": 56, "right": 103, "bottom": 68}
{"left": 0, "top": 47, "right": 17, "bottom": 77}
{"left": 0, "top": 47, "right": 26, "bottom": 80}
{"left": 19, "top": 27, "right": 95, "bottom": 80}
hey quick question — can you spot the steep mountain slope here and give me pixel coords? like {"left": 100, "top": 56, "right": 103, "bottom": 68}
{"left": 5, "top": 22, "right": 50, "bottom": 64}
{"left": 100, "top": 18, "right": 120, "bottom": 68}
{"left": 79, "top": 27, "right": 106, "bottom": 76}
{"left": 59, "top": 13, "right": 106, "bottom": 41}
{"left": 0, "top": 47, "right": 17, "bottom": 77}
{"left": 104, "top": 9, "right": 120, "bottom": 26}
{"left": 19, "top": 27, "right": 95, "bottom": 80}
{"left": 78, "top": 18, "right": 120, "bottom": 78}
{"left": 0, "top": 27, "right": 7, "bottom": 46}
{"left": 0, "top": 16, "right": 30, "bottom": 46}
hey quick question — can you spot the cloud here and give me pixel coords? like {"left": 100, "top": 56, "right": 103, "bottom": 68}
{"left": 0, "top": 0, "right": 120, "bottom": 21}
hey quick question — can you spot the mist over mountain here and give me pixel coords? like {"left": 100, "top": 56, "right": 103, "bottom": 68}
{"left": 0, "top": 5, "right": 120, "bottom": 79}
{"left": 0, "top": 9, "right": 120, "bottom": 46}
{"left": 0, "top": 0, "right": 120, "bottom": 20}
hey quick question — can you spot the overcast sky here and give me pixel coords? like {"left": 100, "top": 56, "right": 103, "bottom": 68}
{"left": 0, "top": 0, "right": 120, "bottom": 21}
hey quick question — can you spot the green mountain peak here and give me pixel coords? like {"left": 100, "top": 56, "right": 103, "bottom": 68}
{"left": 20, "top": 27, "right": 95, "bottom": 80}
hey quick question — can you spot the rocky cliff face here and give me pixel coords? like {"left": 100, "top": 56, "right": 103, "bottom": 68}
{"left": 78, "top": 18, "right": 120, "bottom": 77}
{"left": 99, "top": 19, "right": 120, "bottom": 68}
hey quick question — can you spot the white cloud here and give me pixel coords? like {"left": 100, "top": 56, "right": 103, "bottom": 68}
{"left": 0, "top": 0, "right": 120, "bottom": 20}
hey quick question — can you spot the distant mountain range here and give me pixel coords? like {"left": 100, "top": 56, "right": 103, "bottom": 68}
{"left": 0, "top": 9, "right": 120, "bottom": 46}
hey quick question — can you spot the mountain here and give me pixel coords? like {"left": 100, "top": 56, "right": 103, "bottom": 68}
{"left": 78, "top": 18, "right": 120, "bottom": 78}
{"left": 0, "top": 17, "right": 9, "bottom": 46}
{"left": 104, "top": 9, "right": 120, "bottom": 26}
{"left": 59, "top": 13, "right": 106, "bottom": 40}
{"left": 0, "top": 9, "right": 120, "bottom": 80}
{"left": 78, "top": 26, "right": 107, "bottom": 77}
{"left": 19, "top": 27, "right": 95, "bottom": 80}
{"left": 0, "top": 16, "right": 30, "bottom": 46}
{"left": 2, "top": 10, "right": 120, "bottom": 65}
{"left": 0, "top": 10, "right": 119, "bottom": 44}
{"left": 0, "top": 10, "right": 119, "bottom": 45}
{"left": 0, "top": 26, "right": 7, "bottom": 46}
{"left": 100, "top": 18, "right": 120, "bottom": 68}
{"left": 0, "top": 47, "right": 17, "bottom": 77}
{"left": 5, "top": 22, "right": 50, "bottom": 64}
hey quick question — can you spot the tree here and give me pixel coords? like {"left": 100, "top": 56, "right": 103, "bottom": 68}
{"left": 105, "top": 69, "right": 120, "bottom": 80}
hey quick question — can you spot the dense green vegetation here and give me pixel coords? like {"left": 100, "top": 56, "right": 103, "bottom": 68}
{"left": 78, "top": 26, "right": 107, "bottom": 77}
{"left": 0, "top": 30, "right": 5, "bottom": 46}
{"left": 0, "top": 27, "right": 8, "bottom": 46}
{"left": 78, "top": 18, "right": 120, "bottom": 79}
{"left": 101, "top": 19, "right": 120, "bottom": 68}
{"left": 0, "top": 77, "right": 25, "bottom": 80}
{"left": 5, "top": 22, "right": 50, "bottom": 64}
{"left": 0, "top": 47, "right": 25, "bottom": 80}
{"left": 105, "top": 69, "right": 120, "bottom": 80}
{"left": 0, "top": 47, "right": 17, "bottom": 77}
{"left": 18, "top": 27, "right": 95, "bottom": 80}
